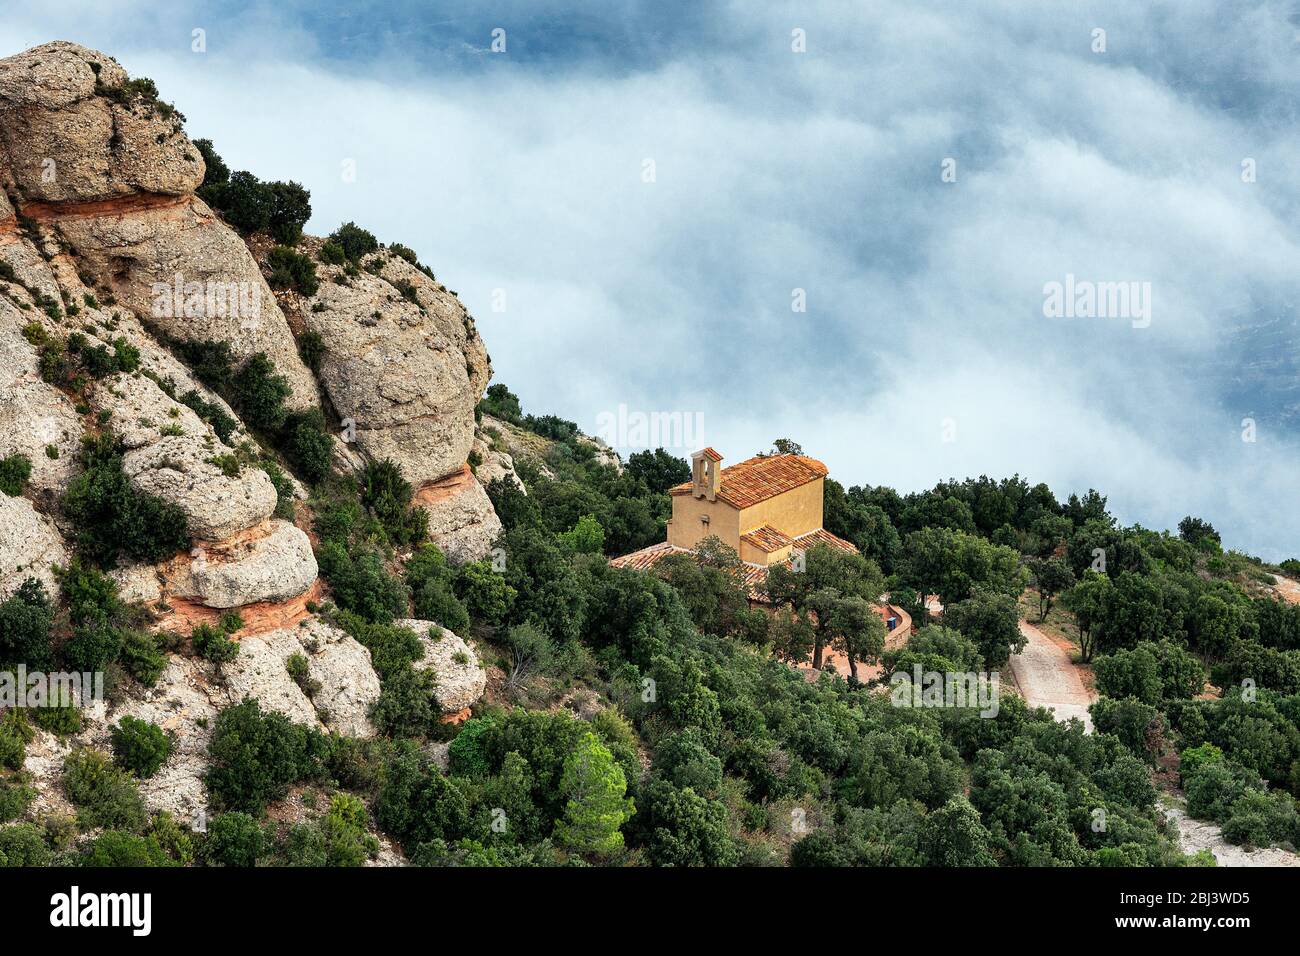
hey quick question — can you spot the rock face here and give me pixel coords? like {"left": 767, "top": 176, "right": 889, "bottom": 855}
{"left": 221, "top": 620, "right": 381, "bottom": 738}
{"left": 302, "top": 242, "right": 490, "bottom": 486}
{"left": 90, "top": 373, "right": 280, "bottom": 541}
{"left": 413, "top": 465, "right": 503, "bottom": 564}
{"left": 50, "top": 195, "right": 320, "bottom": 410}
{"left": 472, "top": 430, "right": 523, "bottom": 493}
{"left": 0, "top": 493, "right": 68, "bottom": 600}
{"left": 171, "top": 520, "right": 317, "bottom": 608}
{"left": 397, "top": 618, "right": 487, "bottom": 713}
{"left": 0, "top": 304, "right": 81, "bottom": 501}
{"left": 0, "top": 42, "right": 202, "bottom": 203}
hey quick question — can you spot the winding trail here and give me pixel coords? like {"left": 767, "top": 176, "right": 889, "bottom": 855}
{"left": 1162, "top": 800, "right": 1300, "bottom": 867}
{"left": 1009, "top": 619, "right": 1096, "bottom": 731}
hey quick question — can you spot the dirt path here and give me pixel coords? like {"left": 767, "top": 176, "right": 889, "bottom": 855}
{"left": 1162, "top": 799, "right": 1300, "bottom": 867}
{"left": 1009, "top": 620, "right": 1096, "bottom": 731}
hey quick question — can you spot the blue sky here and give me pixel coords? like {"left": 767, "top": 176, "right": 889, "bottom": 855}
{"left": 5, "top": 1, "right": 1299, "bottom": 558}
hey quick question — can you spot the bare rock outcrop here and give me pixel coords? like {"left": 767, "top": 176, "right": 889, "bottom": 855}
{"left": 0, "top": 493, "right": 68, "bottom": 600}
{"left": 88, "top": 373, "right": 279, "bottom": 541}
{"left": 222, "top": 620, "right": 381, "bottom": 738}
{"left": 411, "top": 465, "right": 502, "bottom": 564}
{"left": 170, "top": 520, "right": 317, "bottom": 608}
{"left": 0, "top": 303, "right": 81, "bottom": 500}
{"left": 96, "top": 655, "right": 223, "bottom": 821}
{"left": 301, "top": 244, "right": 490, "bottom": 486}
{"left": 0, "top": 42, "right": 202, "bottom": 204}
{"left": 396, "top": 618, "right": 487, "bottom": 713}
{"left": 472, "top": 431, "right": 523, "bottom": 493}
{"left": 49, "top": 197, "right": 319, "bottom": 409}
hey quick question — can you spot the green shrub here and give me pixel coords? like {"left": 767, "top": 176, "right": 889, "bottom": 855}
{"left": 118, "top": 631, "right": 167, "bottom": 686}
{"left": 205, "top": 699, "right": 328, "bottom": 812}
{"left": 203, "top": 811, "right": 266, "bottom": 866}
{"left": 405, "top": 544, "right": 470, "bottom": 633}
{"left": 62, "top": 748, "right": 147, "bottom": 831}
{"left": 296, "top": 329, "right": 325, "bottom": 372}
{"left": 283, "top": 410, "right": 334, "bottom": 485}
{"left": 0, "top": 578, "right": 55, "bottom": 669}
{"left": 318, "top": 242, "right": 346, "bottom": 266}
{"left": 360, "top": 459, "right": 427, "bottom": 547}
{"left": 259, "top": 459, "right": 297, "bottom": 519}
{"left": 322, "top": 792, "right": 379, "bottom": 866}
{"left": 0, "top": 823, "right": 51, "bottom": 867}
{"left": 179, "top": 389, "right": 238, "bottom": 443}
{"left": 328, "top": 222, "right": 379, "bottom": 263}
{"left": 0, "top": 454, "right": 32, "bottom": 496}
{"left": 286, "top": 652, "right": 320, "bottom": 697}
{"left": 0, "top": 773, "right": 34, "bottom": 822}
{"left": 267, "top": 245, "right": 319, "bottom": 295}
{"left": 0, "top": 711, "right": 34, "bottom": 771}
{"left": 231, "top": 353, "right": 291, "bottom": 433}
{"left": 192, "top": 623, "right": 240, "bottom": 664}
{"left": 199, "top": 167, "right": 311, "bottom": 245}
{"left": 369, "top": 665, "right": 439, "bottom": 738}
{"left": 78, "top": 830, "right": 175, "bottom": 867}
{"left": 31, "top": 687, "right": 83, "bottom": 735}
{"left": 454, "top": 560, "right": 516, "bottom": 625}
{"left": 61, "top": 432, "right": 190, "bottom": 565}
{"left": 317, "top": 542, "right": 408, "bottom": 624}
{"left": 111, "top": 716, "right": 173, "bottom": 778}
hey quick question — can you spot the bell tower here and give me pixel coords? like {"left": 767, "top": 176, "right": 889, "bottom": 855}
{"left": 691, "top": 447, "right": 722, "bottom": 501}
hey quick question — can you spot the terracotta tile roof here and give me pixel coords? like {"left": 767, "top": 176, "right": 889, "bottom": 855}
{"left": 696, "top": 447, "right": 723, "bottom": 462}
{"left": 608, "top": 541, "right": 690, "bottom": 573}
{"left": 741, "top": 525, "right": 794, "bottom": 553}
{"left": 669, "top": 453, "right": 829, "bottom": 509}
{"left": 791, "top": 527, "right": 858, "bottom": 553}
{"left": 609, "top": 528, "right": 858, "bottom": 601}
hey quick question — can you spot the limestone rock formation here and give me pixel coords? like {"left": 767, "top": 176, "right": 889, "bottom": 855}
{"left": 87, "top": 374, "right": 279, "bottom": 541}
{"left": 301, "top": 241, "right": 490, "bottom": 486}
{"left": 472, "top": 430, "right": 523, "bottom": 493}
{"left": 0, "top": 305, "right": 81, "bottom": 501}
{"left": 413, "top": 465, "right": 503, "bottom": 563}
{"left": 0, "top": 493, "right": 68, "bottom": 600}
{"left": 92, "top": 655, "right": 223, "bottom": 821}
{"left": 0, "top": 42, "right": 202, "bottom": 203}
{"left": 221, "top": 620, "right": 381, "bottom": 738}
{"left": 397, "top": 618, "right": 487, "bottom": 713}
{"left": 170, "top": 520, "right": 317, "bottom": 608}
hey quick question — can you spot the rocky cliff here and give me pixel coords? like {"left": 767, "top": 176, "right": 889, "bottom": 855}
{"left": 0, "top": 42, "right": 503, "bottom": 852}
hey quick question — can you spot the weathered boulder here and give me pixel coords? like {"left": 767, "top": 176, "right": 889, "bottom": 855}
{"left": 413, "top": 465, "right": 502, "bottom": 564}
{"left": 171, "top": 520, "right": 317, "bottom": 608}
{"left": 98, "top": 655, "right": 223, "bottom": 821}
{"left": 0, "top": 493, "right": 68, "bottom": 601}
{"left": 302, "top": 245, "right": 489, "bottom": 485}
{"left": 50, "top": 197, "right": 319, "bottom": 409}
{"left": 120, "top": 436, "right": 278, "bottom": 542}
{"left": 472, "top": 431, "right": 523, "bottom": 493}
{"left": 0, "top": 303, "right": 81, "bottom": 500}
{"left": 109, "top": 563, "right": 163, "bottom": 605}
{"left": 0, "top": 42, "right": 203, "bottom": 204}
{"left": 285, "top": 618, "right": 382, "bottom": 738}
{"left": 87, "top": 372, "right": 276, "bottom": 540}
{"left": 397, "top": 618, "right": 487, "bottom": 713}
{"left": 221, "top": 620, "right": 380, "bottom": 738}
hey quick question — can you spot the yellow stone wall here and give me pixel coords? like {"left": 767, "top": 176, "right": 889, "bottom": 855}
{"left": 667, "top": 494, "right": 741, "bottom": 551}
{"left": 738, "top": 478, "right": 824, "bottom": 541}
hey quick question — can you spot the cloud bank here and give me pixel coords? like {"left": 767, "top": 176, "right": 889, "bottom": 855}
{"left": 5, "top": 0, "right": 1298, "bottom": 557}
